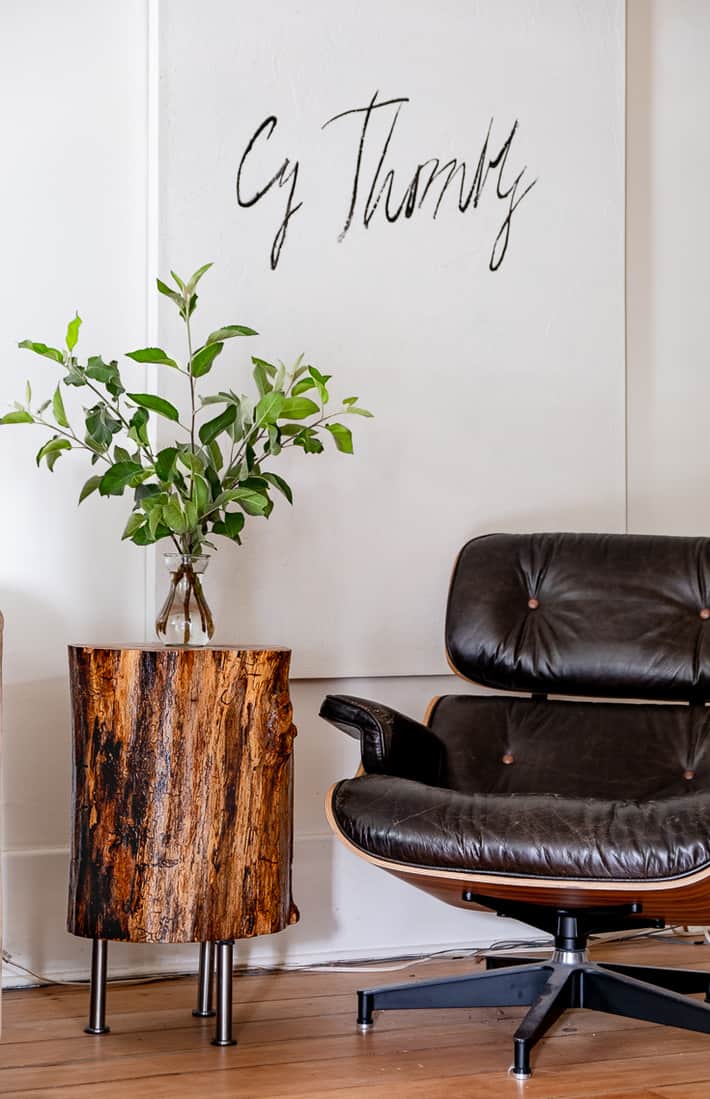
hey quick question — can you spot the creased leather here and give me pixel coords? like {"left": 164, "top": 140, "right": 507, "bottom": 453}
{"left": 319, "top": 695, "right": 443, "bottom": 784}
{"left": 332, "top": 773, "right": 710, "bottom": 881}
{"left": 446, "top": 532, "right": 710, "bottom": 701}
{"left": 328, "top": 695, "right": 710, "bottom": 881}
{"left": 321, "top": 533, "right": 710, "bottom": 884}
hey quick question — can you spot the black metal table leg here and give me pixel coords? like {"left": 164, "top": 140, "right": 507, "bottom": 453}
{"left": 193, "top": 942, "right": 216, "bottom": 1017}
{"left": 84, "top": 939, "right": 110, "bottom": 1035}
{"left": 212, "top": 940, "right": 237, "bottom": 1046}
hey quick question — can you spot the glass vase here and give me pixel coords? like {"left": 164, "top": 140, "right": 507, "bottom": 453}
{"left": 155, "top": 553, "right": 215, "bottom": 646}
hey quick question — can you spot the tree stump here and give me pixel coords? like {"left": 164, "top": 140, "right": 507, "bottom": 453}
{"left": 67, "top": 645, "right": 299, "bottom": 944}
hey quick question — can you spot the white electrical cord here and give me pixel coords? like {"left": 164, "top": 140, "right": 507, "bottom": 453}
{"left": 2, "top": 925, "right": 703, "bottom": 988}
{"left": 1, "top": 950, "right": 170, "bottom": 988}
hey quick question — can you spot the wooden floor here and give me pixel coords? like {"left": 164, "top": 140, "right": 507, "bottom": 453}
{"left": 4, "top": 939, "right": 710, "bottom": 1097}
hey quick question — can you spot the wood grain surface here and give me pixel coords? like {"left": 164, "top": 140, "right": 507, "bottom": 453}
{"left": 4, "top": 940, "right": 710, "bottom": 1097}
{"left": 67, "top": 645, "right": 298, "bottom": 943}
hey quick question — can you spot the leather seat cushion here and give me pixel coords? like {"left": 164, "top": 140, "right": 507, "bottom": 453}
{"left": 332, "top": 775, "right": 710, "bottom": 880}
{"left": 331, "top": 695, "right": 710, "bottom": 882}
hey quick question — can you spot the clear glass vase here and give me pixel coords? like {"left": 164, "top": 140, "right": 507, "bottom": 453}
{"left": 155, "top": 554, "right": 215, "bottom": 646}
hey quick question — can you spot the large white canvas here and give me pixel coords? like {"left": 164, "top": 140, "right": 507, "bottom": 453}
{"left": 158, "top": 0, "right": 626, "bottom": 677}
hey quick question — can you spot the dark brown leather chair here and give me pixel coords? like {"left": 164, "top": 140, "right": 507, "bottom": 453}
{"left": 320, "top": 532, "right": 710, "bottom": 1077}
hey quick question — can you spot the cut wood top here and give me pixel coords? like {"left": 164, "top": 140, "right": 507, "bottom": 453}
{"left": 68, "top": 643, "right": 291, "bottom": 653}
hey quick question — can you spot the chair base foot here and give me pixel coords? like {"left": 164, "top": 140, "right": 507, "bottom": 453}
{"left": 192, "top": 1009, "right": 217, "bottom": 1018}
{"left": 357, "top": 950, "right": 710, "bottom": 1077}
{"left": 211, "top": 1036, "right": 237, "bottom": 1047}
{"left": 84, "top": 1025, "right": 110, "bottom": 1035}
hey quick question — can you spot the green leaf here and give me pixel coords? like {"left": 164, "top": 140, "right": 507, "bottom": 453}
{"left": 135, "top": 483, "right": 164, "bottom": 505}
{"left": 252, "top": 356, "right": 277, "bottom": 378}
{"left": 190, "top": 341, "right": 223, "bottom": 378}
{"left": 64, "top": 365, "right": 86, "bottom": 386}
{"left": 291, "top": 377, "right": 315, "bottom": 396}
{"left": 148, "top": 505, "right": 164, "bottom": 538}
{"left": 262, "top": 471, "right": 293, "bottom": 504}
{"left": 99, "top": 460, "right": 143, "bottom": 496}
{"left": 255, "top": 391, "right": 284, "bottom": 426}
{"left": 127, "top": 392, "right": 180, "bottom": 422}
{"left": 18, "top": 340, "right": 64, "bottom": 363}
{"left": 199, "top": 404, "right": 237, "bottom": 445}
{"left": 252, "top": 360, "right": 271, "bottom": 397}
{"left": 206, "top": 324, "right": 258, "bottom": 345}
{"left": 121, "top": 512, "right": 144, "bottom": 540}
{"left": 36, "top": 436, "right": 71, "bottom": 469}
{"left": 155, "top": 446, "right": 178, "bottom": 482}
{"left": 192, "top": 474, "right": 210, "bottom": 515}
{"left": 267, "top": 424, "right": 281, "bottom": 456}
{"left": 170, "top": 269, "right": 185, "bottom": 290}
{"left": 86, "top": 356, "right": 124, "bottom": 396}
{"left": 342, "top": 396, "right": 358, "bottom": 405}
{"left": 125, "top": 347, "right": 179, "bottom": 369}
{"left": 78, "top": 474, "right": 102, "bottom": 503}
{"left": 177, "top": 447, "right": 205, "bottom": 474}
{"left": 156, "top": 278, "right": 182, "bottom": 306}
{"left": 65, "top": 313, "right": 82, "bottom": 352}
{"left": 184, "top": 499, "right": 198, "bottom": 529}
{"left": 326, "top": 422, "right": 354, "bottom": 453}
{"left": 162, "top": 500, "right": 189, "bottom": 533}
{"left": 292, "top": 428, "right": 324, "bottom": 454}
{"left": 308, "top": 365, "right": 331, "bottom": 385}
{"left": 232, "top": 487, "right": 270, "bottom": 515}
{"left": 205, "top": 464, "right": 221, "bottom": 501}
{"left": 208, "top": 439, "right": 223, "bottom": 472}
{"left": 131, "top": 522, "right": 162, "bottom": 546}
{"left": 128, "top": 407, "right": 149, "bottom": 446}
{"left": 220, "top": 509, "right": 246, "bottom": 540}
{"left": 345, "top": 406, "right": 374, "bottom": 417}
{"left": 291, "top": 353, "right": 307, "bottom": 380}
{"left": 0, "top": 410, "right": 34, "bottom": 424}
{"left": 85, "top": 403, "right": 121, "bottom": 450}
{"left": 279, "top": 396, "right": 320, "bottom": 420}
{"left": 25, "top": 380, "right": 32, "bottom": 404}
{"left": 186, "top": 262, "right": 213, "bottom": 292}
{"left": 52, "top": 385, "right": 69, "bottom": 428}
{"left": 113, "top": 445, "right": 131, "bottom": 463}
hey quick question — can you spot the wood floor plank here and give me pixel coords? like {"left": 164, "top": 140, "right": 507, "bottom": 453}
{"left": 4, "top": 940, "right": 710, "bottom": 1097}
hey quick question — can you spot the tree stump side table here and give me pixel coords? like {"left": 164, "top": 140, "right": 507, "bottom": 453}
{"left": 67, "top": 644, "right": 299, "bottom": 1046}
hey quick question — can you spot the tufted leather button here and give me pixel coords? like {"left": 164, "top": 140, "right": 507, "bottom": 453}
{"left": 502, "top": 753, "right": 515, "bottom": 765}
{"left": 684, "top": 769, "right": 696, "bottom": 780}
{"left": 700, "top": 609, "right": 710, "bottom": 621}
{"left": 527, "top": 598, "right": 539, "bottom": 610}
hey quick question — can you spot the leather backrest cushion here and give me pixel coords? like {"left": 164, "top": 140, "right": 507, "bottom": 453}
{"left": 446, "top": 532, "right": 710, "bottom": 700}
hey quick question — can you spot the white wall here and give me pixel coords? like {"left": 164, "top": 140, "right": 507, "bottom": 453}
{"left": 0, "top": 0, "right": 150, "bottom": 984}
{"left": 626, "top": 0, "right": 710, "bottom": 534}
{"left": 2, "top": 0, "right": 708, "bottom": 988}
{"left": 0, "top": 2, "right": 520, "bottom": 984}
{"left": 159, "top": 0, "right": 626, "bottom": 678}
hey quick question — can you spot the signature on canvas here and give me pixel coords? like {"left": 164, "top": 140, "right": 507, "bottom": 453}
{"left": 235, "top": 90, "right": 537, "bottom": 272}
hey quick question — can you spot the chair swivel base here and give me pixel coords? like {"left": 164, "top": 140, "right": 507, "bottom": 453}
{"left": 356, "top": 901, "right": 710, "bottom": 1078}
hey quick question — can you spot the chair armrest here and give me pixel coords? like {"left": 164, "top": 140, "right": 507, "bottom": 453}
{"left": 319, "top": 694, "right": 444, "bottom": 783}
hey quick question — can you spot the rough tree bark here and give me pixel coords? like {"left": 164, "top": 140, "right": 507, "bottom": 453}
{"left": 67, "top": 645, "right": 298, "bottom": 943}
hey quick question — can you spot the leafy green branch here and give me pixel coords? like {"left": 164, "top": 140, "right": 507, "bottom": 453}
{"left": 2, "top": 263, "right": 372, "bottom": 556}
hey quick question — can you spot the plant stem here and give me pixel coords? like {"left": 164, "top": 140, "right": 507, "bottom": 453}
{"left": 183, "top": 297, "right": 199, "bottom": 556}
{"left": 33, "top": 416, "right": 112, "bottom": 465}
